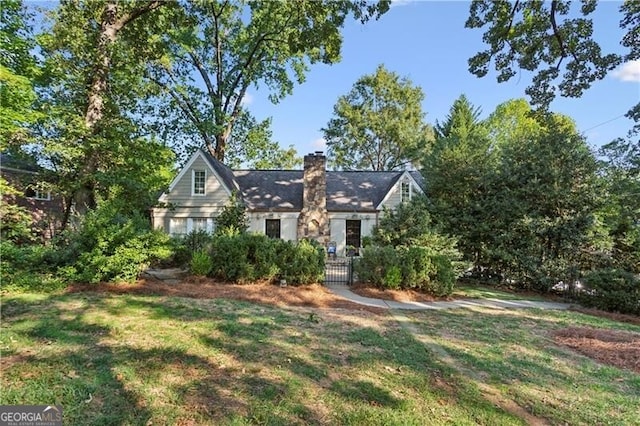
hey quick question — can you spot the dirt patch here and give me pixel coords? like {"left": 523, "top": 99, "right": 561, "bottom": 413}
{"left": 570, "top": 307, "right": 640, "bottom": 326}
{"left": 349, "top": 283, "right": 451, "bottom": 303}
{"left": 66, "top": 277, "right": 385, "bottom": 315}
{"left": 553, "top": 327, "right": 640, "bottom": 373}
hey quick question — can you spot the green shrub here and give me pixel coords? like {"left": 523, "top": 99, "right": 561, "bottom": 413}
{"left": 277, "top": 239, "right": 324, "bottom": 285}
{"left": 170, "top": 230, "right": 214, "bottom": 267}
{"left": 55, "top": 199, "right": 173, "bottom": 283}
{"left": 579, "top": 268, "right": 640, "bottom": 315}
{"left": 353, "top": 246, "right": 399, "bottom": 288}
{"left": 383, "top": 266, "right": 402, "bottom": 289}
{"left": 208, "top": 234, "right": 323, "bottom": 285}
{"left": 354, "top": 245, "right": 459, "bottom": 296}
{"left": 0, "top": 241, "right": 67, "bottom": 293}
{"left": 190, "top": 250, "right": 213, "bottom": 276}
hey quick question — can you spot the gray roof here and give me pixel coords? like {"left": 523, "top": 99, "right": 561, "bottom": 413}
{"left": 201, "top": 149, "right": 425, "bottom": 212}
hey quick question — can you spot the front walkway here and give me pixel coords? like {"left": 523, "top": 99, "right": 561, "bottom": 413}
{"left": 325, "top": 284, "right": 571, "bottom": 311}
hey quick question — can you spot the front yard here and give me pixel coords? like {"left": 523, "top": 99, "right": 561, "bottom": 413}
{"left": 1, "top": 288, "right": 639, "bottom": 425}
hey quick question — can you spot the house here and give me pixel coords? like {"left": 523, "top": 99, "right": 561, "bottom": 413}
{"left": 0, "top": 153, "right": 64, "bottom": 240}
{"left": 152, "top": 149, "right": 424, "bottom": 256}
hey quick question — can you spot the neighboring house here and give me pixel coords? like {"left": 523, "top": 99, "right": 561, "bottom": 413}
{"left": 0, "top": 153, "right": 64, "bottom": 240}
{"left": 152, "top": 149, "right": 424, "bottom": 256}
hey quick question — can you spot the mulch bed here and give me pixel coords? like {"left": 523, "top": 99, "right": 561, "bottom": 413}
{"left": 553, "top": 327, "right": 640, "bottom": 373}
{"left": 66, "top": 277, "right": 386, "bottom": 315}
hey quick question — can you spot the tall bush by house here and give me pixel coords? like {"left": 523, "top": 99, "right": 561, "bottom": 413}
{"left": 355, "top": 196, "right": 463, "bottom": 296}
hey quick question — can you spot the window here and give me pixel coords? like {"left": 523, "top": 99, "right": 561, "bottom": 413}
{"left": 346, "top": 220, "right": 361, "bottom": 250}
{"left": 192, "top": 218, "right": 209, "bottom": 233}
{"left": 169, "top": 218, "right": 188, "bottom": 236}
{"left": 25, "top": 188, "right": 51, "bottom": 201}
{"left": 192, "top": 170, "right": 206, "bottom": 195}
{"left": 401, "top": 181, "right": 411, "bottom": 203}
{"left": 265, "top": 219, "right": 281, "bottom": 239}
{"left": 169, "top": 217, "right": 214, "bottom": 236}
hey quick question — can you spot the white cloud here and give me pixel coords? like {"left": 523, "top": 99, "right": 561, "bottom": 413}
{"left": 311, "top": 138, "right": 327, "bottom": 150}
{"left": 611, "top": 60, "right": 640, "bottom": 83}
{"left": 240, "top": 92, "right": 253, "bottom": 106}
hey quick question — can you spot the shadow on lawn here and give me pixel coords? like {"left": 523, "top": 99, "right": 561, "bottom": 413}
{"left": 1, "top": 292, "right": 539, "bottom": 424}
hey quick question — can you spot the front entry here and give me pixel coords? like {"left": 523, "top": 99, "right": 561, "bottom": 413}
{"left": 346, "top": 220, "right": 361, "bottom": 252}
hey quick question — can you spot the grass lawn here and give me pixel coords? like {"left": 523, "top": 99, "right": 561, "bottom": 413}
{"left": 1, "top": 290, "right": 639, "bottom": 425}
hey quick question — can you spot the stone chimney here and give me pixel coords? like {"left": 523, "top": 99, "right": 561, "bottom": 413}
{"left": 297, "top": 151, "right": 329, "bottom": 244}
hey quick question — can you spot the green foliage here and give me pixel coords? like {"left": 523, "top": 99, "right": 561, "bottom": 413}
{"left": 323, "top": 64, "right": 433, "bottom": 170}
{"left": 424, "top": 98, "right": 601, "bottom": 292}
{"left": 362, "top": 195, "right": 461, "bottom": 295}
{"left": 214, "top": 192, "right": 249, "bottom": 235}
{"left": 0, "top": 179, "right": 34, "bottom": 243}
{"left": 225, "top": 114, "right": 302, "bottom": 169}
{"left": 354, "top": 246, "right": 457, "bottom": 296}
{"left": 594, "top": 137, "right": 640, "bottom": 273}
{"left": 190, "top": 250, "right": 213, "bottom": 277}
{"left": 208, "top": 234, "right": 323, "bottom": 285}
{"left": 57, "top": 198, "right": 172, "bottom": 283}
{"left": 580, "top": 269, "right": 640, "bottom": 315}
{"left": 383, "top": 265, "right": 402, "bottom": 289}
{"left": 423, "top": 95, "right": 495, "bottom": 268}
{"left": 466, "top": 1, "right": 638, "bottom": 127}
{"left": 0, "top": 241, "right": 67, "bottom": 293}
{"left": 144, "top": 1, "right": 389, "bottom": 161}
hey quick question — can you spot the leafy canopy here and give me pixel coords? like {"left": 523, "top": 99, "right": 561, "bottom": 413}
{"left": 323, "top": 64, "right": 433, "bottom": 171}
{"left": 466, "top": 0, "right": 639, "bottom": 126}
{"left": 144, "top": 0, "right": 390, "bottom": 162}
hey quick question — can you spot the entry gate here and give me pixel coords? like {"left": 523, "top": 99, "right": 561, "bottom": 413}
{"left": 324, "top": 257, "right": 353, "bottom": 285}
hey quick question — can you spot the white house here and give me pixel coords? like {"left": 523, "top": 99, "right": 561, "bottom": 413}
{"left": 152, "top": 149, "right": 424, "bottom": 256}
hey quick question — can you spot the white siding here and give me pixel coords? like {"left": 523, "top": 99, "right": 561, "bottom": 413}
{"left": 328, "top": 212, "right": 377, "bottom": 256}
{"left": 247, "top": 212, "right": 298, "bottom": 241}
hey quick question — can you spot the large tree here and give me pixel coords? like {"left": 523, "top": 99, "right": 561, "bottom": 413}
{"left": 145, "top": 0, "right": 389, "bottom": 162}
{"left": 35, "top": 0, "right": 173, "bottom": 226}
{"left": 322, "top": 64, "right": 433, "bottom": 171}
{"left": 0, "top": 0, "right": 38, "bottom": 147}
{"left": 466, "top": 0, "right": 639, "bottom": 125}
{"left": 423, "top": 94, "right": 494, "bottom": 267}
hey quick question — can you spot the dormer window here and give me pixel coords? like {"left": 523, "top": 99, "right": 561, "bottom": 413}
{"left": 401, "top": 181, "right": 411, "bottom": 203}
{"left": 25, "top": 187, "right": 51, "bottom": 201}
{"left": 192, "top": 170, "right": 206, "bottom": 195}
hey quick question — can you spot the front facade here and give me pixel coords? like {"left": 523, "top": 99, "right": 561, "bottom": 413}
{"left": 152, "top": 149, "right": 424, "bottom": 256}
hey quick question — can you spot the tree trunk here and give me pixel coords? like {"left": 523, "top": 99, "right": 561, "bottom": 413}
{"left": 73, "top": 1, "right": 163, "bottom": 216}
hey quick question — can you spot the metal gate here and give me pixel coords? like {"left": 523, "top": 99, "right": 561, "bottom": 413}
{"left": 324, "top": 258, "right": 353, "bottom": 285}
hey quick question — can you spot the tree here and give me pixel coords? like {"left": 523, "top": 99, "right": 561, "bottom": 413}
{"left": 595, "top": 137, "right": 640, "bottom": 273}
{"left": 35, "top": 0, "right": 173, "bottom": 226}
{"left": 145, "top": 0, "right": 390, "bottom": 162}
{"left": 466, "top": 0, "right": 639, "bottom": 124}
{"left": 423, "top": 95, "right": 494, "bottom": 268}
{"left": 0, "top": 0, "right": 38, "bottom": 146}
{"left": 490, "top": 115, "right": 599, "bottom": 291}
{"left": 323, "top": 64, "right": 433, "bottom": 171}
{"left": 224, "top": 113, "right": 301, "bottom": 169}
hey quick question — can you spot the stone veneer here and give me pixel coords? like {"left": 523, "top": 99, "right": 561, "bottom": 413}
{"left": 297, "top": 151, "right": 329, "bottom": 244}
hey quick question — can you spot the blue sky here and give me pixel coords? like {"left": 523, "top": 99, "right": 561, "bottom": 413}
{"left": 244, "top": 1, "right": 640, "bottom": 156}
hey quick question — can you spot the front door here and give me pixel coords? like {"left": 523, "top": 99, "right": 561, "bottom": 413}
{"left": 345, "top": 220, "right": 361, "bottom": 254}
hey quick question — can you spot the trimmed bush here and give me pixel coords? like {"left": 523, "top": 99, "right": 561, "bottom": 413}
{"left": 579, "top": 268, "right": 640, "bottom": 315}
{"left": 354, "top": 245, "right": 458, "bottom": 296}
{"left": 208, "top": 234, "right": 323, "bottom": 285}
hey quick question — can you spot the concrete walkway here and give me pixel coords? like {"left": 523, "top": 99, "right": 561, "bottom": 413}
{"left": 326, "top": 284, "right": 571, "bottom": 311}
